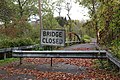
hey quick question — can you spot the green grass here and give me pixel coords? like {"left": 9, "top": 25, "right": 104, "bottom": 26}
{"left": 0, "top": 58, "right": 19, "bottom": 66}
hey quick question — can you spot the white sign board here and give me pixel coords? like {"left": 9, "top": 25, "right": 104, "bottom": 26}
{"left": 41, "top": 29, "right": 65, "bottom": 46}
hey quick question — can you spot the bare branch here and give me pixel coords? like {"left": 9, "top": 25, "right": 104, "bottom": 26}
{"left": 22, "top": 0, "right": 28, "bottom": 7}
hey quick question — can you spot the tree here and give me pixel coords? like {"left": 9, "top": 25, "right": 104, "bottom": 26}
{"left": 0, "top": 0, "right": 38, "bottom": 27}
{"left": 39, "top": 0, "right": 56, "bottom": 29}
{"left": 76, "top": 0, "right": 100, "bottom": 43}
{"left": 11, "top": 0, "right": 38, "bottom": 21}
{"left": 97, "top": 0, "right": 120, "bottom": 44}
{"left": 55, "top": 17, "right": 68, "bottom": 27}
{"left": 55, "top": 0, "right": 64, "bottom": 17}
{"left": 64, "top": 0, "right": 72, "bottom": 44}
{"left": 0, "top": 0, "right": 14, "bottom": 27}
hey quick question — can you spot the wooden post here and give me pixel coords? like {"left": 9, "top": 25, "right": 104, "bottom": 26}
{"left": 38, "top": 0, "right": 43, "bottom": 47}
{"left": 38, "top": 0, "right": 43, "bottom": 29}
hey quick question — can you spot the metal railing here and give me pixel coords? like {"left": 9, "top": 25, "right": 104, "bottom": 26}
{"left": 0, "top": 44, "right": 39, "bottom": 59}
{"left": 106, "top": 51, "right": 120, "bottom": 68}
{"left": 12, "top": 50, "right": 107, "bottom": 58}
{"left": 12, "top": 50, "right": 107, "bottom": 66}
{"left": 0, "top": 41, "right": 80, "bottom": 59}
{"left": 12, "top": 50, "right": 120, "bottom": 69}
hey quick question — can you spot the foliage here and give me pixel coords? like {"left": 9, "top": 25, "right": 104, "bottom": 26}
{"left": 55, "top": 17, "right": 68, "bottom": 27}
{"left": 0, "top": 0, "right": 63, "bottom": 47}
{"left": 0, "top": 36, "right": 34, "bottom": 48}
{"left": 0, "top": 0, "right": 38, "bottom": 26}
{"left": 55, "top": 0, "right": 65, "bottom": 16}
{"left": 82, "top": 35, "right": 91, "bottom": 43}
{"left": 0, "top": 34, "right": 11, "bottom": 48}
{"left": 0, "top": 0, "right": 14, "bottom": 25}
{"left": 76, "top": 0, "right": 100, "bottom": 42}
{"left": 42, "top": 13, "right": 59, "bottom": 29}
{"left": 110, "top": 39, "right": 120, "bottom": 59}
{"left": 27, "top": 26, "right": 40, "bottom": 43}
{"left": 0, "top": 26, "right": 20, "bottom": 38}
{"left": 96, "top": 0, "right": 120, "bottom": 59}
{"left": 81, "top": 21, "right": 96, "bottom": 38}
{"left": 76, "top": 0, "right": 120, "bottom": 59}
{"left": 11, "top": 0, "right": 38, "bottom": 19}
{"left": 12, "top": 37, "right": 34, "bottom": 47}
{"left": 93, "top": 60, "right": 108, "bottom": 69}
{"left": 0, "top": 0, "right": 39, "bottom": 39}
{"left": 97, "top": 0, "right": 120, "bottom": 44}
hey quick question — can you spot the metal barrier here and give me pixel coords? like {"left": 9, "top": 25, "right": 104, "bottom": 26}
{"left": 0, "top": 41, "right": 80, "bottom": 60}
{"left": 12, "top": 50, "right": 106, "bottom": 58}
{"left": 106, "top": 52, "right": 120, "bottom": 68}
{"left": 0, "top": 44, "right": 39, "bottom": 59}
{"left": 12, "top": 50, "right": 107, "bottom": 66}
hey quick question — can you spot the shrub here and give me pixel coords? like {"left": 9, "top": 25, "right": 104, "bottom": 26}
{"left": 0, "top": 35, "right": 11, "bottom": 48}
{"left": 11, "top": 37, "right": 34, "bottom": 47}
{"left": 82, "top": 35, "right": 91, "bottom": 43}
{"left": 0, "top": 36, "right": 34, "bottom": 48}
{"left": 111, "top": 39, "right": 120, "bottom": 59}
{"left": 0, "top": 38, "right": 10, "bottom": 48}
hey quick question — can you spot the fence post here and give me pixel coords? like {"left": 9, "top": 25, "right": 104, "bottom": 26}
{"left": 4, "top": 53, "right": 7, "bottom": 60}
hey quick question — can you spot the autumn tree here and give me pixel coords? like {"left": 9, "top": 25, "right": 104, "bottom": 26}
{"left": 55, "top": 0, "right": 64, "bottom": 17}
{"left": 76, "top": 0, "right": 100, "bottom": 43}
{"left": 77, "top": 0, "right": 120, "bottom": 58}
{"left": 96, "top": 0, "right": 120, "bottom": 44}
{"left": 55, "top": 17, "right": 68, "bottom": 27}
{"left": 0, "top": 0, "right": 14, "bottom": 27}
{"left": 41, "top": 0, "right": 59, "bottom": 29}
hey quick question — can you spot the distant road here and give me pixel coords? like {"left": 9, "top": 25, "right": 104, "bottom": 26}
{"left": 64, "top": 38, "right": 97, "bottom": 51}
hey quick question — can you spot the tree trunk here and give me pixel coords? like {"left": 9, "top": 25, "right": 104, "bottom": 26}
{"left": 18, "top": 0, "right": 23, "bottom": 17}
{"left": 92, "top": 0, "right": 99, "bottom": 43}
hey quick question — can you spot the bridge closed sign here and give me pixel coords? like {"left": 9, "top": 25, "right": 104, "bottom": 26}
{"left": 41, "top": 29, "right": 65, "bottom": 46}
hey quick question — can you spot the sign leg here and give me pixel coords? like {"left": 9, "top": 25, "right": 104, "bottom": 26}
{"left": 51, "top": 58, "right": 52, "bottom": 67}
{"left": 20, "top": 57, "right": 22, "bottom": 65}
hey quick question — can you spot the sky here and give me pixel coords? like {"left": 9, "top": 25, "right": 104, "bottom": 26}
{"left": 29, "top": 0, "right": 90, "bottom": 22}
{"left": 54, "top": 0, "right": 90, "bottom": 21}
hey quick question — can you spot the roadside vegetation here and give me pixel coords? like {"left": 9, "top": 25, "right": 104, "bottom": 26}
{"left": 0, "top": 58, "right": 19, "bottom": 66}
{"left": 76, "top": 0, "right": 120, "bottom": 59}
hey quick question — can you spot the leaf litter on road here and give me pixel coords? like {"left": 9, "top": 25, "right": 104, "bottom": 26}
{"left": 0, "top": 47, "right": 120, "bottom": 79}
{"left": 0, "top": 57, "right": 120, "bottom": 80}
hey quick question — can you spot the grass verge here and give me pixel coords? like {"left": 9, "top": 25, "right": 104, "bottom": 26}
{"left": 0, "top": 58, "right": 19, "bottom": 66}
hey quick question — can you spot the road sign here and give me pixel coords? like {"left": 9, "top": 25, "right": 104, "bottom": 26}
{"left": 41, "top": 29, "right": 65, "bottom": 46}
